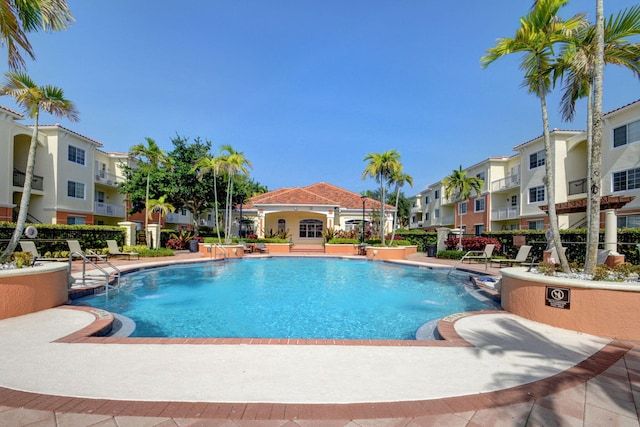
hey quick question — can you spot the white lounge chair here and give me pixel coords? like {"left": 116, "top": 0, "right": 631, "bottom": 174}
{"left": 18, "top": 241, "right": 60, "bottom": 264}
{"left": 463, "top": 244, "right": 495, "bottom": 264}
{"left": 491, "top": 245, "right": 532, "bottom": 267}
{"left": 255, "top": 243, "right": 269, "bottom": 254}
{"left": 107, "top": 240, "right": 139, "bottom": 260}
{"left": 67, "top": 239, "right": 103, "bottom": 262}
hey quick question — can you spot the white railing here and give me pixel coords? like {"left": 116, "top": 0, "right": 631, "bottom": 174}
{"left": 94, "top": 202, "right": 125, "bottom": 218}
{"left": 165, "top": 212, "right": 191, "bottom": 224}
{"left": 491, "top": 206, "right": 519, "bottom": 220}
{"left": 491, "top": 174, "right": 520, "bottom": 192}
{"left": 94, "top": 170, "right": 123, "bottom": 187}
{"left": 410, "top": 206, "right": 422, "bottom": 214}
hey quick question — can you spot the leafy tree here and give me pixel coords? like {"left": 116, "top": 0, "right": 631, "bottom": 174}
{"left": 193, "top": 152, "right": 224, "bottom": 242}
{"left": 128, "top": 137, "right": 172, "bottom": 247}
{"left": 146, "top": 195, "right": 175, "bottom": 220}
{"left": 482, "top": 0, "right": 584, "bottom": 273}
{"left": 554, "top": 4, "right": 640, "bottom": 273}
{"left": 0, "top": 71, "right": 78, "bottom": 263}
{"left": 442, "top": 165, "right": 483, "bottom": 250}
{"left": 0, "top": 0, "right": 74, "bottom": 69}
{"left": 362, "top": 150, "right": 402, "bottom": 245}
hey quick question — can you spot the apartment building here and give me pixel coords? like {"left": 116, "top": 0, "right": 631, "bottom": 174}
{"left": 410, "top": 99, "right": 640, "bottom": 233}
{"left": 1, "top": 106, "right": 200, "bottom": 231}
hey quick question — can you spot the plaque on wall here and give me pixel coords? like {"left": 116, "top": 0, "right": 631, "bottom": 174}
{"left": 545, "top": 286, "right": 570, "bottom": 309}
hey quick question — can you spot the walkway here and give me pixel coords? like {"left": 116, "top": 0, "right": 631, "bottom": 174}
{"left": 0, "top": 251, "right": 638, "bottom": 426}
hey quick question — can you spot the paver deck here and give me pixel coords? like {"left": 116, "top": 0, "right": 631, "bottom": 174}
{"left": 0, "top": 251, "right": 638, "bottom": 426}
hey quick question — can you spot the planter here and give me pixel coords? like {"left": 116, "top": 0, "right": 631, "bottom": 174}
{"left": 198, "top": 244, "right": 243, "bottom": 258}
{"left": 501, "top": 267, "right": 640, "bottom": 341}
{"left": 0, "top": 263, "right": 70, "bottom": 319}
{"left": 366, "top": 246, "right": 418, "bottom": 260}
{"left": 324, "top": 244, "right": 359, "bottom": 255}
{"left": 263, "top": 243, "right": 291, "bottom": 254}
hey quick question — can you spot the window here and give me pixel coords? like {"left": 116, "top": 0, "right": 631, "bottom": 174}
{"left": 68, "top": 145, "right": 86, "bottom": 166}
{"left": 434, "top": 209, "right": 440, "bottom": 219}
{"left": 458, "top": 201, "right": 467, "bottom": 215}
{"left": 475, "top": 197, "right": 485, "bottom": 212}
{"left": 528, "top": 185, "right": 545, "bottom": 203}
{"left": 617, "top": 215, "right": 640, "bottom": 228}
{"left": 299, "top": 219, "right": 323, "bottom": 238}
{"left": 424, "top": 195, "right": 430, "bottom": 204}
{"left": 612, "top": 168, "right": 640, "bottom": 192}
{"left": 67, "top": 216, "right": 85, "bottom": 225}
{"left": 510, "top": 195, "right": 518, "bottom": 207}
{"left": 277, "top": 219, "right": 286, "bottom": 232}
{"left": 95, "top": 190, "right": 105, "bottom": 203}
{"left": 613, "top": 119, "right": 640, "bottom": 147}
{"left": 529, "top": 150, "right": 545, "bottom": 169}
{"left": 528, "top": 220, "right": 545, "bottom": 230}
{"left": 425, "top": 212, "right": 430, "bottom": 221}
{"left": 476, "top": 171, "right": 486, "bottom": 182}
{"left": 474, "top": 224, "right": 484, "bottom": 236}
{"left": 67, "top": 180, "right": 85, "bottom": 199}
{"left": 345, "top": 219, "right": 367, "bottom": 231}
{"left": 434, "top": 190, "right": 440, "bottom": 199}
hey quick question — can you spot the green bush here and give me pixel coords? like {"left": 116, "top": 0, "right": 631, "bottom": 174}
{"left": 327, "top": 238, "right": 360, "bottom": 244}
{"left": 436, "top": 250, "right": 464, "bottom": 260}
{"left": 391, "top": 239, "right": 412, "bottom": 246}
{"left": 124, "top": 245, "right": 174, "bottom": 257}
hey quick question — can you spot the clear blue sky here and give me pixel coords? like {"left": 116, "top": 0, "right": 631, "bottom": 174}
{"left": 4, "top": 0, "right": 640, "bottom": 195}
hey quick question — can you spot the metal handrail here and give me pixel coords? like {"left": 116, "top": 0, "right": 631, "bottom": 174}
{"left": 69, "top": 250, "right": 121, "bottom": 297}
{"left": 211, "top": 244, "right": 228, "bottom": 260}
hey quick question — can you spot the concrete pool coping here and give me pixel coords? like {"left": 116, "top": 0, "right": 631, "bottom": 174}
{"left": 0, "top": 253, "right": 638, "bottom": 423}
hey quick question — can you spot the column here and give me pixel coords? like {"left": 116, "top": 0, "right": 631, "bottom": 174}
{"left": 117, "top": 221, "right": 137, "bottom": 247}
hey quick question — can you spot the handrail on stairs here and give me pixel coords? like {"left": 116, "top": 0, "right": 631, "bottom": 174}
{"left": 69, "top": 250, "right": 121, "bottom": 297}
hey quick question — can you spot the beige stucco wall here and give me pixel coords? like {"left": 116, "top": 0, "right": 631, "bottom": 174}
{"left": 263, "top": 210, "right": 327, "bottom": 244}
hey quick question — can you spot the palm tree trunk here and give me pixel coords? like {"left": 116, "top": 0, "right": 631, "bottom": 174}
{"left": 145, "top": 172, "right": 150, "bottom": 248}
{"left": 225, "top": 175, "right": 234, "bottom": 244}
{"left": 380, "top": 179, "right": 385, "bottom": 245}
{"left": 540, "top": 88, "right": 570, "bottom": 273}
{"left": 390, "top": 186, "right": 400, "bottom": 242}
{"left": 0, "top": 111, "right": 39, "bottom": 263}
{"left": 585, "top": 0, "right": 605, "bottom": 274}
{"left": 213, "top": 172, "right": 221, "bottom": 244}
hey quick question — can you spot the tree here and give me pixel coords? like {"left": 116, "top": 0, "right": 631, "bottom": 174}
{"left": 362, "top": 150, "right": 402, "bottom": 246}
{"left": 218, "top": 145, "right": 251, "bottom": 243}
{"left": 146, "top": 195, "right": 175, "bottom": 220}
{"left": 0, "top": 0, "right": 74, "bottom": 70}
{"left": 389, "top": 169, "right": 413, "bottom": 242}
{"left": 554, "top": 4, "right": 640, "bottom": 273}
{"left": 481, "top": 0, "right": 584, "bottom": 273}
{"left": 442, "top": 166, "right": 483, "bottom": 250}
{"left": 0, "top": 71, "right": 78, "bottom": 263}
{"left": 129, "top": 137, "right": 172, "bottom": 247}
{"left": 193, "top": 153, "right": 224, "bottom": 243}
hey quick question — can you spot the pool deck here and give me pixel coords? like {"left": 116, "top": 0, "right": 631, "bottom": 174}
{"left": 1, "top": 251, "right": 639, "bottom": 426}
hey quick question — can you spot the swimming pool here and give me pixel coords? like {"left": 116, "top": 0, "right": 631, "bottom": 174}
{"left": 82, "top": 258, "right": 498, "bottom": 340}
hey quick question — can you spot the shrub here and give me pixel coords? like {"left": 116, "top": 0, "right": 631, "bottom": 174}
{"left": 12, "top": 251, "right": 33, "bottom": 268}
{"left": 444, "top": 236, "right": 501, "bottom": 254}
{"left": 327, "top": 238, "right": 360, "bottom": 244}
{"left": 536, "top": 261, "right": 558, "bottom": 276}
{"left": 124, "top": 246, "right": 174, "bottom": 257}
{"left": 390, "top": 239, "right": 412, "bottom": 246}
{"left": 592, "top": 264, "right": 611, "bottom": 281}
{"left": 436, "top": 250, "right": 464, "bottom": 260}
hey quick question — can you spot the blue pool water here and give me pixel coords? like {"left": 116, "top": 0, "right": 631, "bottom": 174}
{"left": 82, "top": 258, "right": 497, "bottom": 340}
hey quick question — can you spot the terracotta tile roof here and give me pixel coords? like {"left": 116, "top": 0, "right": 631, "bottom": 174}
{"left": 244, "top": 182, "right": 394, "bottom": 211}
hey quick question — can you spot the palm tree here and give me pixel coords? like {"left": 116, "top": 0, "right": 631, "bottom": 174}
{"left": 146, "top": 195, "right": 175, "bottom": 221}
{"left": 442, "top": 166, "right": 483, "bottom": 251}
{"left": 0, "top": 0, "right": 74, "bottom": 70}
{"left": 362, "top": 150, "right": 402, "bottom": 246}
{"left": 218, "top": 145, "right": 251, "bottom": 244}
{"left": 193, "top": 154, "right": 223, "bottom": 243}
{"left": 389, "top": 169, "right": 413, "bottom": 243}
{"left": 129, "top": 137, "right": 172, "bottom": 247}
{"left": 554, "top": 4, "right": 640, "bottom": 273}
{"left": 0, "top": 71, "right": 78, "bottom": 263}
{"left": 481, "top": 0, "right": 585, "bottom": 273}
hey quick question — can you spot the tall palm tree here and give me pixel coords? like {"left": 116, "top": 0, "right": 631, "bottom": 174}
{"left": 442, "top": 166, "right": 483, "bottom": 250}
{"left": 0, "top": 0, "right": 74, "bottom": 70}
{"left": 0, "top": 71, "right": 78, "bottom": 263}
{"left": 554, "top": 4, "right": 640, "bottom": 273}
{"left": 218, "top": 145, "right": 251, "bottom": 244}
{"left": 146, "top": 195, "right": 175, "bottom": 221}
{"left": 193, "top": 154, "right": 223, "bottom": 243}
{"left": 362, "top": 150, "right": 402, "bottom": 246}
{"left": 481, "top": 0, "right": 585, "bottom": 273}
{"left": 389, "top": 169, "right": 413, "bottom": 243}
{"left": 129, "top": 137, "right": 172, "bottom": 248}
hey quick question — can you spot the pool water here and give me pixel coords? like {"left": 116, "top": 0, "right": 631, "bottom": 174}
{"left": 82, "top": 258, "right": 497, "bottom": 340}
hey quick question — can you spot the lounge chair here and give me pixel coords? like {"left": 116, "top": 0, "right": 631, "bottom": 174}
{"left": 491, "top": 245, "right": 531, "bottom": 267}
{"left": 18, "top": 241, "right": 61, "bottom": 265}
{"left": 240, "top": 241, "right": 253, "bottom": 253}
{"left": 255, "top": 243, "right": 269, "bottom": 253}
{"left": 463, "top": 244, "right": 495, "bottom": 264}
{"left": 67, "top": 239, "right": 103, "bottom": 262}
{"left": 107, "top": 240, "right": 139, "bottom": 260}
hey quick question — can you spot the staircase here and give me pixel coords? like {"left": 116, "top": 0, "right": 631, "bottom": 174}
{"left": 289, "top": 244, "right": 325, "bottom": 254}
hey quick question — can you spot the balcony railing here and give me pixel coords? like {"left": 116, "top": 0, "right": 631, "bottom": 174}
{"left": 13, "top": 169, "right": 44, "bottom": 191}
{"left": 410, "top": 206, "right": 422, "bottom": 213}
{"left": 165, "top": 212, "right": 191, "bottom": 224}
{"left": 491, "top": 173, "right": 520, "bottom": 192}
{"left": 568, "top": 178, "right": 587, "bottom": 196}
{"left": 94, "top": 202, "right": 125, "bottom": 218}
{"left": 491, "top": 206, "right": 520, "bottom": 220}
{"left": 94, "top": 170, "right": 122, "bottom": 187}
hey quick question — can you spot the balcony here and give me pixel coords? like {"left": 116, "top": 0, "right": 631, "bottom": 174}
{"left": 94, "top": 202, "right": 125, "bottom": 218}
{"left": 492, "top": 206, "right": 520, "bottom": 220}
{"left": 491, "top": 174, "right": 520, "bottom": 192}
{"left": 13, "top": 169, "right": 44, "bottom": 191}
{"left": 410, "top": 206, "right": 422, "bottom": 214}
{"left": 94, "top": 170, "right": 122, "bottom": 187}
{"left": 568, "top": 178, "right": 587, "bottom": 196}
{"left": 165, "top": 212, "right": 191, "bottom": 224}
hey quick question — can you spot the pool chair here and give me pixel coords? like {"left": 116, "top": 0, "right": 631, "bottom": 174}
{"left": 255, "top": 243, "right": 269, "bottom": 254}
{"left": 240, "top": 241, "right": 253, "bottom": 253}
{"left": 456, "top": 244, "right": 495, "bottom": 271}
{"left": 106, "top": 240, "right": 139, "bottom": 260}
{"left": 67, "top": 239, "right": 103, "bottom": 262}
{"left": 18, "top": 241, "right": 60, "bottom": 265}
{"left": 491, "top": 245, "right": 531, "bottom": 267}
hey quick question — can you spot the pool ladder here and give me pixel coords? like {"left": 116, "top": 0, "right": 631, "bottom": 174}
{"left": 69, "top": 250, "right": 121, "bottom": 297}
{"left": 208, "top": 244, "right": 229, "bottom": 261}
